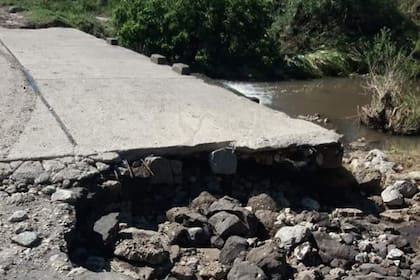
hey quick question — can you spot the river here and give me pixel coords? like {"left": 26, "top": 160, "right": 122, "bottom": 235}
{"left": 223, "top": 77, "right": 420, "bottom": 151}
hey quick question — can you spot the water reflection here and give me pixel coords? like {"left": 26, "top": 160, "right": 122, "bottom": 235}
{"left": 223, "top": 77, "right": 420, "bottom": 151}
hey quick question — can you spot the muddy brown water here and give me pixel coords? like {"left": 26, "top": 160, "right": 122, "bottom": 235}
{"left": 223, "top": 77, "right": 420, "bottom": 152}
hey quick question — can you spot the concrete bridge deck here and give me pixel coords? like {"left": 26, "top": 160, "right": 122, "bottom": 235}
{"left": 0, "top": 27, "right": 340, "bottom": 161}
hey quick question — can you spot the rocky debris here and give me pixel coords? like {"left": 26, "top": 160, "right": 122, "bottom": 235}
{"left": 0, "top": 148, "right": 419, "bottom": 279}
{"left": 51, "top": 188, "right": 80, "bottom": 204}
{"left": 90, "top": 152, "right": 121, "bottom": 163}
{"left": 198, "top": 260, "right": 227, "bottom": 279}
{"left": 11, "top": 231, "right": 40, "bottom": 247}
{"left": 209, "top": 148, "right": 237, "bottom": 175}
{"left": 93, "top": 212, "right": 120, "bottom": 247}
{"left": 227, "top": 259, "right": 267, "bottom": 280}
{"left": 332, "top": 208, "right": 364, "bottom": 218}
{"left": 8, "top": 210, "right": 28, "bottom": 223}
{"left": 275, "top": 223, "right": 312, "bottom": 250}
{"left": 220, "top": 236, "right": 249, "bottom": 265}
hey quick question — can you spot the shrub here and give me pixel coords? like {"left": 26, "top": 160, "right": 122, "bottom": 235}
{"left": 360, "top": 29, "right": 420, "bottom": 135}
{"left": 113, "top": 0, "right": 279, "bottom": 78}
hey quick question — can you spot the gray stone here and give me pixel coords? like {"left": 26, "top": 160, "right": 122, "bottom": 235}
{"left": 255, "top": 210, "right": 277, "bottom": 236}
{"left": 190, "top": 191, "right": 216, "bottom": 215}
{"left": 11, "top": 161, "right": 44, "bottom": 183}
{"left": 313, "top": 231, "right": 357, "bottom": 264}
{"left": 220, "top": 236, "right": 248, "bottom": 265}
{"left": 11, "top": 231, "right": 40, "bottom": 247}
{"left": 227, "top": 260, "right": 267, "bottom": 280}
{"left": 274, "top": 224, "right": 312, "bottom": 250}
{"left": 187, "top": 227, "right": 210, "bottom": 246}
{"left": 78, "top": 271, "right": 134, "bottom": 280}
{"left": 8, "top": 210, "right": 28, "bottom": 223}
{"left": 247, "top": 193, "right": 278, "bottom": 212}
{"left": 51, "top": 189, "right": 79, "bottom": 204}
{"left": 172, "top": 63, "right": 190, "bottom": 75}
{"left": 301, "top": 197, "right": 320, "bottom": 211}
{"left": 209, "top": 148, "right": 237, "bottom": 175}
{"left": 208, "top": 211, "right": 248, "bottom": 239}
{"left": 387, "top": 248, "right": 404, "bottom": 260}
{"left": 293, "top": 241, "right": 317, "bottom": 263}
{"left": 208, "top": 196, "right": 241, "bottom": 215}
{"left": 246, "top": 241, "right": 288, "bottom": 277}
{"left": 110, "top": 259, "right": 154, "bottom": 280}
{"left": 52, "top": 168, "right": 83, "bottom": 183}
{"left": 150, "top": 54, "right": 167, "bottom": 65}
{"left": 93, "top": 212, "right": 120, "bottom": 246}
{"left": 159, "top": 222, "right": 189, "bottom": 246}
{"left": 42, "top": 160, "right": 65, "bottom": 172}
{"left": 381, "top": 187, "right": 404, "bottom": 207}
{"left": 171, "top": 263, "right": 196, "bottom": 280}
{"left": 101, "top": 180, "right": 122, "bottom": 193}
{"left": 34, "top": 172, "right": 51, "bottom": 185}
{"left": 166, "top": 207, "right": 207, "bottom": 227}
{"left": 114, "top": 234, "right": 169, "bottom": 265}
{"left": 41, "top": 185, "right": 56, "bottom": 195}
{"left": 391, "top": 180, "right": 418, "bottom": 198}
{"left": 106, "top": 37, "right": 118, "bottom": 45}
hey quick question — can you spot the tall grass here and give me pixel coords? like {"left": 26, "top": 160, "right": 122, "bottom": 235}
{"left": 360, "top": 29, "right": 420, "bottom": 135}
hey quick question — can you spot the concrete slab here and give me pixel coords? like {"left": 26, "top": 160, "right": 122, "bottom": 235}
{"left": 0, "top": 27, "right": 341, "bottom": 160}
{"left": 0, "top": 41, "right": 73, "bottom": 160}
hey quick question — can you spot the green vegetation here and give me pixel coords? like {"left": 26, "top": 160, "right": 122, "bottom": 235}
{"left": 113, "top": 0, "right": 418, "bottom": 79}
{"left": 0, "top": 0, "right": 119, "bottom": 37}
{"left": 360, "top": 29, "right": 420, "bottom": 135}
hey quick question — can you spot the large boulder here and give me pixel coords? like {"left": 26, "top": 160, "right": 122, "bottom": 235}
{"left": 208, "top": 211, "right": 248, "bottom": 239}
{"left": 381, "top": 187, "right": 404, "bottom": 207}
{"left": 114, "top": 232, "right": 169, "bottom": 266}
{"left": 247, "top": 193, "right": 278, "bottom": 212}
{"left": 93, "top": 212, "right": 120, "bottom": 247}
{"left": 313, "top": 231, "right": 357, "bottom": 267}
{"left": 166, "top": 207, "right": 207, "bottom": 227}
{"left": 246, "top": 241, "right": 288, "bottom": 278}
{"left": 274, "top": 224, "right": 312, "bottom": 250}
{"left": 208, "top": 196, "right": 258, "bottom": 237}
{"left": 220, "top": 236, "right": 248, "bottom": 265}
{"left": 190, "top": 191, "right": 217, "bottom": 215}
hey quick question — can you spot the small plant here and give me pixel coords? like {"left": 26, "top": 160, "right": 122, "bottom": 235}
{"left": 360, "top": 28, "right": 420, "bottom": 135}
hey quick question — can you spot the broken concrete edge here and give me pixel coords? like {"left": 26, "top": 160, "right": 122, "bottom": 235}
{"left": 0, "top": 141, "right": 343, "bottom": 168}
{"left": 0, "top": 143, "right": 343, "bottom": 195}
{"left": 172, "top": 63, "right": 191, "bottom": 75}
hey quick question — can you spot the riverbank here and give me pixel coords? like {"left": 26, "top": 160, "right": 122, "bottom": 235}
{"left": 0, "top": 145, "right": 419, "bottom": 279}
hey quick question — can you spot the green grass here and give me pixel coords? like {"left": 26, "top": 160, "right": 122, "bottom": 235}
{"left": 0, "top": 0, "right": 118, "bottom": 37}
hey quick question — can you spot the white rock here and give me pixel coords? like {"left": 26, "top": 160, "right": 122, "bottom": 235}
{"left": 381, "top": 187, "right": 404, "bottom": 207}
{"left": 275, "top": 223, "right": 312, "bottom": 249}
{"left": 8, "top": 210, "right": 28, "bottom": 223}
{"left": 387, "top": 248, "right": 404, "bottom": 260}
{"left": 51, "top": 189, "right": 78, "bottom": 204}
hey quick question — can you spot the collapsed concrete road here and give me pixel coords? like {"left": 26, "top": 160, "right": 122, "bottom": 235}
{"left": 0, "top": 27, "right": 340, "bottom": 163}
